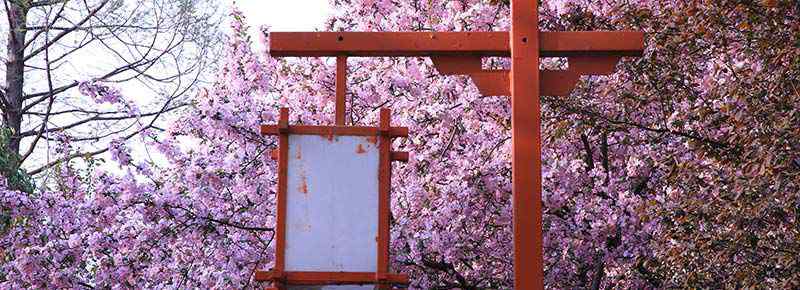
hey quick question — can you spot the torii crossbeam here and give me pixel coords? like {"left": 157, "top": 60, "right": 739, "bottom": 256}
{"left": 262, "top": 1, "right": 644, "bottom": 289}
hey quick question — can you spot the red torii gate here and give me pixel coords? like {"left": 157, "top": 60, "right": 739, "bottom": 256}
{"left": 260, "top": 1, "right": 643, "bottom": 289}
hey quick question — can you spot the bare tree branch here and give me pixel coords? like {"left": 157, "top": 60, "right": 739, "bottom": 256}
{"left": 23, "top": 0, "right": 68, "bottom": 50}
{"left": 27, "top": 90, "right": 178, "bottom": 175}
{"left": 23, "top": 0, "right": 110, "bottom": 62}
{"left": 19, "top": 105, "right": 184, "bottom": 138}
{"left": 4, "top": 0, "right": 222, "bottom": 171}
{"left": 20, "top": 4, "right": 58, "bottom": 165}
{"left": 23, "top": 81, "right": 76, "bottom": 101}
{"left": 29, "top": 0, "right": 70, "bottom": 8}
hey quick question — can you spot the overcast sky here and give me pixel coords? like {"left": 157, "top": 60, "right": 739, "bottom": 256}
{"left": 238, "top": 0, "right": 332, "bottom": 31}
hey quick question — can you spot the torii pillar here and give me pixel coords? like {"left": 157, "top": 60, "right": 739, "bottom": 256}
{"left": 263, "top": 0, "right": 644, "bottom": 288}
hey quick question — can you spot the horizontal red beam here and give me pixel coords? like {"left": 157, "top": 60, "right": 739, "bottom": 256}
{"left": 270, "top": 149, "right": 408, "bottom": 161}
{"left": 254, "top": 270, "right": 409, "bottom": 285}
{"left": 261, "top": 124, "right": 408, "bottom": 137}
{"left": 451, "top": 69, "right": 580, "bottom": 96}
{"left": 391, "top": 151, "right": 409, "bottom": 162}
{"left": 269, "top": 31, "right": 644, "bottom": 57}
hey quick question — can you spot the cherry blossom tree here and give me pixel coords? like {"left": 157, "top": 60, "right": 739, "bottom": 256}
{"left": 1, "top": 0, "right": 798, "bottom": 289}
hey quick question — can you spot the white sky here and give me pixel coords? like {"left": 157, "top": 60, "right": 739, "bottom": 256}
{"left": 238, "top": 0, "right": 332, "bottom": 31}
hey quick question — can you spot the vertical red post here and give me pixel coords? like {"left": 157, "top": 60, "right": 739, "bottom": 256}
{"left": 274, "top": 108, "right": 290, "bottom": 290}
{"left": 511, "top": 0, "right": 543, "bottom": 289}
{"left": 335, "top": 56, "right": 347, "bottom": 126}
{"left": 377, "top": 108, "right": 392, "bottom": 289}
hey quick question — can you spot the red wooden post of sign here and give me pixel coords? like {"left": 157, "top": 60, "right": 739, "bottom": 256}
{"left": 261, "top": 0, "right": 644, "bottom": 288}
{"left": 377, "top": 108, "right": 392, "bottom": 290}
{"left": 273, "top": 108, "right": 289, "bottom": 289}
{"left": 336, "top": 56, "right": 347, "bottom": 126}
{"left": 510, "top": 0, "right": 542, "bottom": 288}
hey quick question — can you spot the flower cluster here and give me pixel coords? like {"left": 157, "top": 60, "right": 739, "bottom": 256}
{"left": 78, "top": 81, "right": 122, "bottom": 104}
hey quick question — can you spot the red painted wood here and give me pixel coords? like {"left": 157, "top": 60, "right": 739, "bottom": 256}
{"left": 391, "top": 151, "right": 409, "bottom": 162}
{"left": 274, "top": 108, "right": 289, "bottom": 283}
{"left": 335, "top": 56, "right": 347, "bottom": 125}
{"left": 255, "top": 270, "right": 409, "bottom": 285}
{"left": 511, "top": 1, "right": 544, "bottom": 289}
{"left": 377, "top": 108, "right": 392, "bottom": 290}
{"left": 261, "top": 125, "right": 408, "bottom": 137}
{"left": 269, "top": 31, "right": 644, "bottom": 57}
{"left": 457, "top": 70, "right": 582, "bottom": 96}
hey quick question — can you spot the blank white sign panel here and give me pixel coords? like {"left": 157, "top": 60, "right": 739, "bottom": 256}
{"left": 285, "top": 134, "right": 379, "bottom": 274}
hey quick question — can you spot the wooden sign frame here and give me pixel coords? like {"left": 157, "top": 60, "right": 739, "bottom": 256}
{"left": 256, "top": 108, "right": 409, "bottom": 289}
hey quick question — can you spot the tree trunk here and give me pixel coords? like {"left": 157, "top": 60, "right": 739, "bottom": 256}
{"left": 2, "top": 2, "right": 28, "bottom": 159}
{"left": 590, "top": 254, "right": 605, "bottom": 290}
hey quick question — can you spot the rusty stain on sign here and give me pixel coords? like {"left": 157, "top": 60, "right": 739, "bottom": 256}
{"left": 299, "top": 172, "right": 308, "bottom": 195}
{"left": 326, "top": 127, "right": 335, "bottom": 142}
{"left": 355, "top": 143, "right": 367, "bottom": 154}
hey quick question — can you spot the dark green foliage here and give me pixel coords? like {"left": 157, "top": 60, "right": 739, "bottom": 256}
{"left": 0, "top": 127, "right": 34, "bottom": 193}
